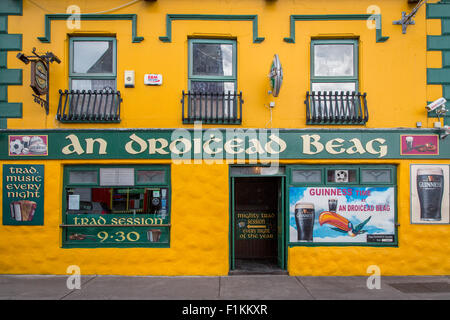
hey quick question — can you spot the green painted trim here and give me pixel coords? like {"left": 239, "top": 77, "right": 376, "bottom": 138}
{"left": 283, "top": 14, "right": 389, "bottom": 44}
{"left": 279, "top": 176, "right": 287, "bottom": 270}
{"left": 38, "top": 14, "right": 144, "bottom": 43}
{"left": 0, "top": 102, "right": 22, "bottom": 118}
{"left": 159, "top": 14, "right": 265, "bottom": 43}
{"left": 0, "top": 0, "right": 22, "bottom": 15}
{"left": 0, "top": 0, "right": 22, "bottom": 129}
{"left": 427, "top": 68, "right": 450, "bottom": 84}
{"left": 427, "top": 2, "right": 450, "bottom": 19}
{"left": 0, "top": 85, "right": 6, "bottom": 101}
{"left": 0, "top": 16, "right": 7, "bottom": 33}
{"left": 426, "top": 2, "right": 450, "bottom": 124}
{"left": 440, "top": 19, "right": 450, "bottom": 34}
{"left": 0, "top": 52, "right": 6, "bottom": 68}
{"left": 427, "top": 35, "right": 450, "bottom": 50}
{"left": 442, "top": 51, "right": 450, "bottom": 67}
{"left": 0, "top": 34, "right": 22, "bottom": 51}
{"left": 0, "top": 68, "right": 21, "bottom": 85}
{"left": 229, "top": 176, "right": 234, "bottom": 271}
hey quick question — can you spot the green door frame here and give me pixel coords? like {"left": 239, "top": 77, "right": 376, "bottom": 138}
{"left": 229, "top": 166, "right": 287, "bottom": 271}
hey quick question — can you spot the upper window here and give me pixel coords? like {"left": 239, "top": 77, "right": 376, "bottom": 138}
{"left": 306, "top": 39, "right": 368, "bottom": 125}
{"left": 57, "top": 37, "right": 121, "bottom": 123}
{"left": 188, "top": 39, "right": 236, "bottom": 94}
{"left": 183, "top": 39, "right": 242, "bottom": 124}
{"left": 69, "top": 37, "right": 117, "bottom": 91}
{"left": 310, "top": 39, "right": 358, "bottom": 93}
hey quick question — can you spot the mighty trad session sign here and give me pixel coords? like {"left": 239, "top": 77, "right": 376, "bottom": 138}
{"left": 2, "top": 164, "right": 44, "bottom": 225}
{"left": 236, "top": 212, "right": 276, "bottom": 240}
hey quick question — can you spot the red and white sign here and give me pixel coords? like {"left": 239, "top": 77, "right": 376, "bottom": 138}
{"left": 144, "top": 74, "right": 163, "bottom": 86}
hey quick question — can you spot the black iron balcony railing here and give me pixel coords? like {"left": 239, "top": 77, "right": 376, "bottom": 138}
{"left": 305, "top": 91, "right": 369, "bottom": 125}
{"left": 181, "top": 91, "right": 243, "bottom": 124}
{"left": 56, "top": 89, "right": 122, "bottom": 123}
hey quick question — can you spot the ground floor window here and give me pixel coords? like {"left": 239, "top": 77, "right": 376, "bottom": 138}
{"left": 62, "top": 165, "right": 170, "bottom": 248}
{"left": 288, "top": 165, "right": 398, "bottom": 247}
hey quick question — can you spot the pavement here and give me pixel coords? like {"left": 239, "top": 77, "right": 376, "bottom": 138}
{"left": 0, "top": 274, "right": 449, "bottom": 300}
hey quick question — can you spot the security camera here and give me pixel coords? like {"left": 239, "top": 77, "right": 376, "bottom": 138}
{"left": 426, "top": 97, "right": 447, "bottom": 112}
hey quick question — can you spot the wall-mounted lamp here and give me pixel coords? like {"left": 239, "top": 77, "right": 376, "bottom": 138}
{"left": 16, "top": 48, "right": 61, "bottom": 115}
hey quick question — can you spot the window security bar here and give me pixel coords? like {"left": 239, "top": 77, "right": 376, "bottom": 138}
{"left": 56, "top": 89, "right": 122, "bottom": 123}
{"left": 305, "top": 91, "right": 369, "bottom": 125}
{"left": 181, "top": 91, "right": 243, "bottom": 124}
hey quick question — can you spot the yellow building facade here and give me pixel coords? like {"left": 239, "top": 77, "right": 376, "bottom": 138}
{"left": 0, "top": 0, "right": 449, "bottom": 276}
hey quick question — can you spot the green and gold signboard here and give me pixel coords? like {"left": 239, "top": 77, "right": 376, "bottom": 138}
{"left": 236, "top": 212, "right": 276, "bottom": 240}
{"left": 2, "top": 164, "right": 44, "bottom": 225}
{"left": 0, "top": 129, "right": 449, "bottom": 160}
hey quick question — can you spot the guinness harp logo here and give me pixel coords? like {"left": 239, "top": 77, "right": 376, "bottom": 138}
{"left": 30, "top": 60, "right": 48, "bottom": 96}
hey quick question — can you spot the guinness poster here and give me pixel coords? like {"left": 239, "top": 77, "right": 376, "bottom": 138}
{"left": 410, "top": 164, "right": 450, "bottom": 224}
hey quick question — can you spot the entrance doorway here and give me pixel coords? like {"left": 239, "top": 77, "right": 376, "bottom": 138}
{"left": 231, "top": 176, "right": 286, "bottom": 274}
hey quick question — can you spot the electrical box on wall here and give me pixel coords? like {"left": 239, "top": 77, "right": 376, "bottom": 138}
{"left": 144, "top": 74, "right": 163, "bottom": 86}
{"left": 124, "top": 70, "right": 135, "bottom": 88}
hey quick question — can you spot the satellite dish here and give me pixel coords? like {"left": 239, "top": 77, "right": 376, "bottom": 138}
{"left": 269, "top": 54, "right": 283, "bottom": 97}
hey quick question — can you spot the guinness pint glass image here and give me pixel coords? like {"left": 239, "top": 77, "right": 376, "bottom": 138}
{"left": 417, "top": 167, "right": 444, "bottom": 221}
{"left": 294, "top": 202, "right": 315, "bottom": 241}
{"left": 405, "top": 136, "right": 414, "bottom": 151}
{"left": 328, "top": 199, "right": 338, "bottom": 212}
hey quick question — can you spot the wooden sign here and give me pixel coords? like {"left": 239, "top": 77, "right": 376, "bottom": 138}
{"left": 236, "top": 212, "right": 276, "bottom": 240}
{"left": 30, "top": 59, "right": 48, "bottom": 96}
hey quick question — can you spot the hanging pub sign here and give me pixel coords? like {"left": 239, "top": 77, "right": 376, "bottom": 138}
{"left": 410, "top": 164, "right": 450, "bottom": 224}
{"left": 30, "top": 59, "right": 48, "bottom": 96}
{"left": 16, "top": 48, "right": 61, "bottom": 115}
{"left": 2, "top": 164, "right": 44, "bottom": 225}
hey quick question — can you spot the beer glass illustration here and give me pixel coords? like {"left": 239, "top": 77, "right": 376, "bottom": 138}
{"left": 147, "top": 229, "right": 162, "bottom": 242}
{"left": 328, "top": 199, "right": 338, "bottom": 212}
{"left": 405, "top": 136, "right": 414, "bottom": 151}
{"left": 417, "top": 167, "right": 444, "bottom": 221}
{"left": 294, "top": 202, "right": 315, "bottom": 241}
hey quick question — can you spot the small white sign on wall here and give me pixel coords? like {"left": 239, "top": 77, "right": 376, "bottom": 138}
{"left": 68, "top": 194, "right": 80, "bottom": 210}
{"left": 144, "top": 74, "right": 163, "bottom": 86}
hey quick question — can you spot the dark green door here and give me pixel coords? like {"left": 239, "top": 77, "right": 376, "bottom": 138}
{"left": 230, "top": 176, "right": 286, "bottom": 271}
